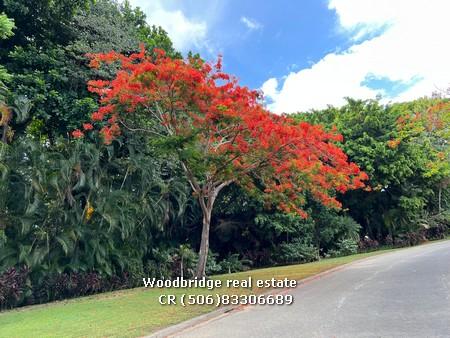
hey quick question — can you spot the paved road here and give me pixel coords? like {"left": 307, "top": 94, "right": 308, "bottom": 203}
{"left": 174, "top": 240, "right": 450, "bottom": 338}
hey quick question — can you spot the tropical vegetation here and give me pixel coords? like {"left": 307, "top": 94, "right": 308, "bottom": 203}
{"left": 0, "top": 0, "right": 448, "bottom": 310}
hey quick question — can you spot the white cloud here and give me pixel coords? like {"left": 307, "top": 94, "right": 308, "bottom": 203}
{"left": 128, "top": 0, "right": 207, "bottom": 52}
{"left": 261, "top": 78, "right": 279, "bottom": 101}
{"left": 262, "top": 0, "right": 450, "bottom": 113}
{"left": 240, "top": 16, "right": 263, "bottom": 30}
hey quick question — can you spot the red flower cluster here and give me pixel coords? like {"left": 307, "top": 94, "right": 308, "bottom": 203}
{"left": 72, "top": 129, "right": 84, "bottom": 139}
{"left": 83, "top": 123, "right": 93, "bottom": 131}
{"left": 80, "top": 45, "right": 368, "bottom": 215}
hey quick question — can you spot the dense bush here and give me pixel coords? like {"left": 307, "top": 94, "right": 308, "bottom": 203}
{"left": 0, "top": 268, "right": 137, "bottom": 309}
{"left": 219, "top": 254, "right": 252, "bottom": 274}
{"left": 423, "top": 211, "right": 450, "bottom": 240}
{"left": 275, "top": 240, "right": 319, "bottom": 264}
{"left": 0, "top": 266, "right": 30, "bottom": 310}
{"left": 327, "top": 238, "right": 359, "bottom": 257}
{"left": 358, "top": 236, "right": 380, "bottom": 251}
{"left": 394, "top": 232, "right": 427, "bottom": 247}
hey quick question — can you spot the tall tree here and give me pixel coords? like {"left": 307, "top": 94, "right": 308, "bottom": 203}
{"left": 0, "top": 0, "right": 88, "bottom": 50}
{"left": 1, "top": 0, "right": 177, "bottom": 140}
{"left": 78, "top": 48, "right": 368, "bottom": 277}
{"left": 392, "top": 100, "right": 450, "bottom": 212}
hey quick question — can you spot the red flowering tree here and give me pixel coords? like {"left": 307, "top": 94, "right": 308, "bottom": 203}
{"left": 77, "top": 46, "right": 368, "bottom": 277}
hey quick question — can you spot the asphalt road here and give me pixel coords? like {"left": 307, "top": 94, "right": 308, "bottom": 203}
{"left": 174, "top": 240, "right": 450, "bottom": 338}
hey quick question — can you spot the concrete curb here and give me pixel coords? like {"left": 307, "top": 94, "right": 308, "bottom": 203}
{"left": 145, "top": 252, "right": 386, "bottom": 338}
{"left": 145, "top": 304, "right": 236, "bottom": 338}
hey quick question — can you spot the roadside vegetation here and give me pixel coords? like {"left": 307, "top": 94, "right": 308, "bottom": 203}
{"left": 0, "top": 0, "right": 449, "bottom": 316}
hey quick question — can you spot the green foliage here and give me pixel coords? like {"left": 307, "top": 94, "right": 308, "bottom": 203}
{"left": 276, "top": 239, "right": 319, "bottom": 264}
{"left": 312, "top": 204, "right": 360, "bottom": 252}
{"left": 0, "top": 13, "right": 14, "bottom": 40}
{"left": 1, "top": 0, "right": 178, "bottom": 140}
{"left": 69, "top": 0, "right": 140, "bottom": 55}
{"left": 294, "top": 98, "right": 450, "bottom": 243}
{"left": 145, "top": 248, "right": 174, "bottom": 280}
{"left": 205, "top": 251, "right": 223, "bottom": 276}
{"left": 0, "top": 131, "right": 191, "bottom": 290}
{"left": 203, "top": 251, "right": 251, "bottom": 275}
{"left": 0, "top": 0, "right": 89, "bottom": 49}
{"left": 327, "top": 238, "right": 359, "bottom": 257}
{"left": 219, "top": 254, "right": 252, "bottom": 274}
{"left": 255, "top": 212, "right": 314, "bottom": 237}
{"left": 178, "top": 245, "right": 197, "bottom": 277}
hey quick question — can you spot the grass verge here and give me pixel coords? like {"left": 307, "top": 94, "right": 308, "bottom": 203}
{"left": 0, "top": 249, "right": 395, "bottom": 338}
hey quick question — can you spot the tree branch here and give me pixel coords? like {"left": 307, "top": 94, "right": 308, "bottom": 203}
{"left": 119, "top": 119, "right": 165, "bottom": 137}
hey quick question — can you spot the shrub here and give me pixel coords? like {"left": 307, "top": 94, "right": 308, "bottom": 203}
{"left": 172, "top": 244, "right": 197, "bottom": 279}
{"left": 358, "top": 236, "right": 380, "bottom": 251}
{"left": 205, "top": 251, "right": 222, "bottom": 275}
{"left": 34, "top": 272, "right": 106, "bottom": 303}
{"left": 395, "top": 232, "right": 427, "bottom": 247}
{"left": 1, "top": 268, "right": 137, "bottom": 310}
{"left": 125, "top": 258, "right": 145, "bottom": 287}
{"left": 424, "top": 211, "right": 449, "bottom": 240}
{"left": 148, "top": 248, "right": 175, "bottom": 279}
{"left": 0, "top": 266, "right": 30, "bottom": 309}
{"left": 276, "top": 240, "right": 319, "bottom": 264}
{"left": 328, "top": 238, "right": 358, "bottom": 257}
{"left": 219, "top": 254, "right": 252, "bottom": 274}
{"left": 314, "top": 212, "right": 361, "bottom": 253}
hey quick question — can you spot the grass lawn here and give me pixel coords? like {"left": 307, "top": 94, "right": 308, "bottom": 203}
{"left": 0, "top": 249, "right": 395, "bottom": 338}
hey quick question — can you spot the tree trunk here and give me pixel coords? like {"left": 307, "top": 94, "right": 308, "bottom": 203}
{"left": 188, "top": 179, "right": 232, "bottom": 279}
{"left": 195, "top": 205, "right": 212, "bottom": 278}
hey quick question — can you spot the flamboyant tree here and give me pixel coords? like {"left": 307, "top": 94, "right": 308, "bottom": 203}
{"left": 76, "top": 46, "right": 368, "bottom": 277}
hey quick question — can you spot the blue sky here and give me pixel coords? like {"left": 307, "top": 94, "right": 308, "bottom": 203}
{"left": 202, "top": 1, "right": 351, "bottom": 88}
{"left": 128, "top": 0, "right": 450, "bottom": 113}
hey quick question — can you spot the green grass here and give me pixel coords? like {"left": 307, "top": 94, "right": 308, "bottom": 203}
{"left": 0, "top": 249, "right": 394, "bottom": 338}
